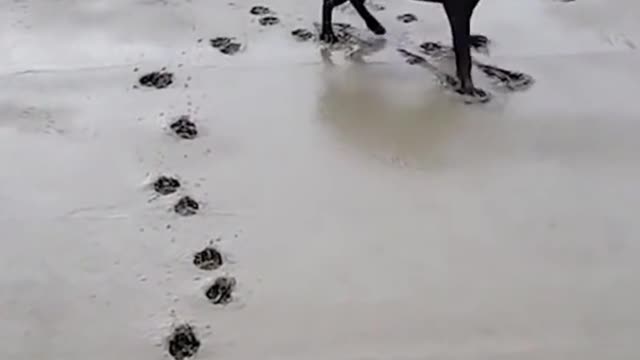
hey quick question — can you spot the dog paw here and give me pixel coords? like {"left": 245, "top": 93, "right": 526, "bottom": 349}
{"left": 456, "top": 86, "right": 492, "bottom": 104}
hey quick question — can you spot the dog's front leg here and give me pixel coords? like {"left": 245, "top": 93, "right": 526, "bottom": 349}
{"left": 321, "top": 0, "right": 348, "bottom": 43}
{"left": 443, "top": 0, "right": 488, "bottom": 99}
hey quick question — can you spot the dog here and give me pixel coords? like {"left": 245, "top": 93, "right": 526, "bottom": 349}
{"left": 320, "top": 0, "right": 488, "bottom": 99}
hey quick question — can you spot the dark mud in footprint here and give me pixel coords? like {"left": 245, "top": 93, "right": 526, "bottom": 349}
{"left": 396, "top": 13, "right": 418, "bottom": 23}
{"left": 205, "top": 276, "right": 236, "bottom": 305}
{"left": 475, "top": 63, "right": 534, "bottom": 91}
{"left": 259, "top": 16, "right": 280, "bottom": 26}
{"left": 291, "top": 28, "right": 314, "bottom": 42}
{"left": 210, "top": 36, "right": 232, "bottom": 48}
{"left": 250, "top": 5, "right": 272, "bottom": 15}
{"left": 174, "top": 196, "right": 199, "bottom": 216}
{"left": 139, "top": 71, "right": 173, "bottom": 89}
{"left": 469, "top": 35, "right": 490, "bottom": 52}
{"left": 167, "top": 324, "right": 200, "bottom": 360}
{"left": 220, "top": 42, "right": 241, "bottom": 55}
{"left": 210, "top": 37, "right": 242, "bottom": 55}
{"left": 193, "top": 246, "right": 223, "bottom": 271}
{"left": 170, "top": 115, "right": 198, "bottom": 139}
{"left": 153, "top": 176, "right": 181, "bottom": 195}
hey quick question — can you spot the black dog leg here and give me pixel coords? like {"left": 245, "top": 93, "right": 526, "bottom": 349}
{"left": 443, "top": 0, "right": 487, "bottom": 98}
{"left": 349, "top": 0, "right": 386, "bottom": 35}
{"left": 321, "top": 0, "right": 385, "bottom": 44}
{"left": 321, "top": 0, "right": 348, "bottom": 43}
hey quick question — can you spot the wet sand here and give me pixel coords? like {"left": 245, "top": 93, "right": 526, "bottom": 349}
{"left": 1, "top": 0, "right": 639, "bottom": 359}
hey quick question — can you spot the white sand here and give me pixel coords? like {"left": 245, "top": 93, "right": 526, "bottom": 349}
{"left": 1, "top": 0, "right": 639, "bottom": 359}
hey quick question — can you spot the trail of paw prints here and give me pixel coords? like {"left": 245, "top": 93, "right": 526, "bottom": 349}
{"left": 154, "top": 195, "right": 212, "bottom": 358}
{"left": 203, "top": 4, "right": 366, "bottom": 59}
{"left": 128, "top": 9, "right": 243, "bottom": 354}
{"left": 134, "top": 66, "right": 211, "bottom": 358}
{"left": 137, "top": 71, "right": 240, "bottom": 359}
{"left": 201, "top": 5, "right": 282, "bottom": 57}
{"left": 159, "top": 242, "right": 237, "bottom": 359}
{"left": 200, "top": 3, "right": 389, "bottom": 62}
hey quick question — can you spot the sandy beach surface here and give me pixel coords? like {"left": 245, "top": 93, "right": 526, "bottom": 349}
{"left": 1, "top": 0, "right": 639, "bottom": 359}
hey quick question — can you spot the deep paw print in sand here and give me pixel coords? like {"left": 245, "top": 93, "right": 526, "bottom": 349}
{"left": 396, "top": 13, "right": 418, "bottom": 23}
{"left": 169, "top": 115, "right": 198, "bottom": 139}
{"left": 138, "top": 71, "right": 173, "bottom": 89}
{"left": 174, "top": 196, "right": 199, "bottom": 216}
{"left": 249, "top": 5, "right": 272, "bottom": 15}
{"left": 210, "top": 36, "right": 242, "bottom": 55}
{"left": 153, "top": 176, "right": 181, "bottom": 195}
{"left": 205, "top": 276, "right": 236, "bottom": 305}
{"left": 167, "top": 324, "right": 200, "bottom": 360}
{"left": 193, "top": 246, "right": 223, "bottom": 271}
{"left": 291, "top": 28, "right": 314, "bottom": 42}
{"left": 259, "top": 16, "right": 280, "bottom": 26}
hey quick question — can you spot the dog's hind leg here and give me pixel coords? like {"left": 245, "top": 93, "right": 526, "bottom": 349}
{"left": 349, "top": 0, "right": 386, "bottom": 35}
{"left": 443, "top": 0, "right": 488, "bottom": 99}
{"left": 321, "top": 0, "right": 348, "bottom": 43}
